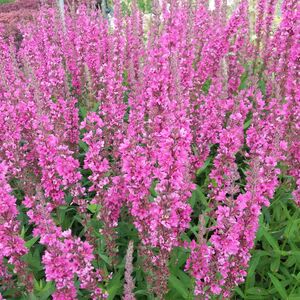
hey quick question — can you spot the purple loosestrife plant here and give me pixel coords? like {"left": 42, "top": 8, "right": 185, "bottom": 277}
{"left": 0, "top": 0, "right": 299, "bottom": 299}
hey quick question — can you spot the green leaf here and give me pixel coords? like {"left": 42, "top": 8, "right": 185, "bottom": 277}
{"left": 25, "top": 236, "right": 40, "bottom": 249}
{"left": 235, "top": 287, "right": 245, "bottom": 298}
{"left": 22, "top": 248, "right": 43, "bottom": 273}
{"left": 88, "top": 203, "right": 101, "bottom": 213}
{"left": 243, "top": 118, "right": 252, "bottom": 130}
{"left": 92, "top": 102, "right": 100, "bottom": 112}
{"left": 246, "top": 287, "right": 269, "bottom": 296}
{"left": 210, "top": 179, "right": 218, "bottom": 188}
{"left": 239, "top": 72, "right": 248, "bottom": 90}
{"left": 176, "top": 269, "right": 193, "bottom": 289}
{"left": 196, "top": 157, "right": 212, "bottom": 176}
{"left": 98, "top": 253, "right": 112, "bottom": 265}
{"left": 33, "top": 280, "right": 55, "bottom": 300}
{"left": 28, "top": 293, "right": 38, "bottom": 300}
{"left": 79, "top": 141, "right": 88, "bottom": 152}
{"left": 268, "top": 273, "right": 288, "bottom": 299}
{"left": 134, "top": 290, "right": 150, "bottom": 296}
{"left": 107, "top": 270, "right": 123, "bottom": 300}
{"left": 79, "top": 106, "right": 87, "bottom": 119}
{"left": 149, "top": 180, "right": 158, "bottom": 198}
{"left": 246, "top": 252, "right": 262, "bottom": 288}
{"left": 262, "top": 226, "right": 280, "bottom": 251}
{"left": 169, "top": 274, "right": 189, "bottom": 299}
{"left": 258, "top": 79, "right": 266, "bottom": 95}
{"left": 271, "top": 256, "right": 281, "bottom": 273}
{"left": 288, "top": 296, "right": 300, "bottom": 300}
{"left": 201, "top": 79, "right": 212, "bottom": 94}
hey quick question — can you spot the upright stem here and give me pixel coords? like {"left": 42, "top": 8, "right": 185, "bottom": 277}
{"left": 58, "top": 0, "right": 66, "bottom": 33}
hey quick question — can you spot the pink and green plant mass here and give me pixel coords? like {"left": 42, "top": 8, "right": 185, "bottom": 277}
{"left": 0, "top": 0, "right": 299, "bottom": 299}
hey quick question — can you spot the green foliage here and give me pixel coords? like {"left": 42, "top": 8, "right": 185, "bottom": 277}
{"left": 0, "top": 0, "right": 14, "bottom": 4}
{"left": 120, "top": 0, "right": 152, "bottom": 13}
{"left": 9, "top": 133, "right": 298, "bottom": 299}
{"left": 2, "top": 5, "right": 298, "bottom": 298}
{"left": 233, "top": 187, "right": 300, "bottom": 300}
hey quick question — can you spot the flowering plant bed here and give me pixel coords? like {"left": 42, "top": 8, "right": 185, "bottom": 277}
{"left": 0, "top": 0, "right": 299, "bottom": 299}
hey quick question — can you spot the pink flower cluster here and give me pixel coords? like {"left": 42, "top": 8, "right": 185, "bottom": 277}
{"left": 0, "top": 163, "right": 28, "bottom": 291}
{"left": 24, "top": 187, "right": 106, "bottom": 300}
{"left": 0, "top": 0, "right": 298, "bottom": 299}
